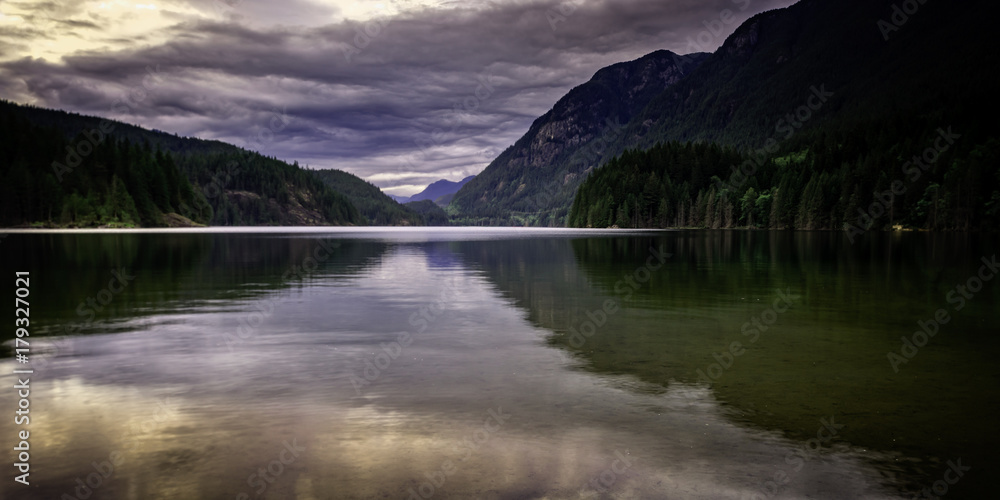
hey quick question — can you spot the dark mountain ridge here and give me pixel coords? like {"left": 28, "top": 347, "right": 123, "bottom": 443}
{"left": 449, "top": 49, "right": 710, "bottom": 226}
{"left": 408, "top": 175, "right": 475, "bottom": 205}
{"left": 0, "top": 101, "right": 369, "bottom": 227}
{"left": 454, "top": 0, "right": 1000, "bottom": 229}
{"left": 566, "top": 0, "right": 1000, "bottom": 231}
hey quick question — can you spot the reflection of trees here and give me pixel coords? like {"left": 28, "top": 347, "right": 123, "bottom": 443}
{"left": 0, "top": 233, "right": 389, "bottom": 338}
{"left": 455, "top": 231, "right": 1000, "bottom": 493}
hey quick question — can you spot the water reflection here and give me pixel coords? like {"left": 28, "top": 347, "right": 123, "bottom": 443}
{"left": 0, "top": 229, "right": 994, "bottom": 499}
{"left": 454, "top": 230, "right": 999, "bottom": 498}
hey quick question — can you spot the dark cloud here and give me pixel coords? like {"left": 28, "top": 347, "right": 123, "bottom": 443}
{"left": 57, "top": 19, "right": 101, "bottom": 29}
{"left": 0, "top": 0, "right": 796, "bottom": 195}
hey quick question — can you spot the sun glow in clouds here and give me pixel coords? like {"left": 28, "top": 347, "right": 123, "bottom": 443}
{"left": 0, "top": 12, "right": 25, "bottom": 23}
{"left": 0, "top": 0, "right": 466, "bottom": 63}
{"left": 0, "top": 1, "right": 198, "bottom": 62}
{"left": 337, "top": 0, "right": 453, "bottom": 22}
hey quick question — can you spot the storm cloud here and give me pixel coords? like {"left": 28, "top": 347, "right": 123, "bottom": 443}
{"left": 0, "top": 0, "right": 795, "bottom": 196}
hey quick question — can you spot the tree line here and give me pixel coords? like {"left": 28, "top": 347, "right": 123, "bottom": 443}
{"left": 0, "top": 101, "right": 362, "bottom": 227}
{"left": 569, "top": 115, "right": 1000, "bottom": 232}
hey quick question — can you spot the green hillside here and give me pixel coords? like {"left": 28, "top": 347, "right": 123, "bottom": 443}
{"left": 448, "top": 50, "right": 709, "bottom": 226}
{"left": 404, "top": 200, "right": 450, "bottom": 226}
{"left": 455, "top": 0, "right": 1000, "bottom": 230}
{"left": 311, "top": 169, "right": 425, "bottom": 226}
{"left": 0, "top": 100, "right": 363, "bottom": 227}
{"left": 569, "top": 0, "right": 1000, "bottom": 231}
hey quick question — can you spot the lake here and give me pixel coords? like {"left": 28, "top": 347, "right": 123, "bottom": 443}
{"left": 1, "top": 228, "right": 997, "bottom": 499}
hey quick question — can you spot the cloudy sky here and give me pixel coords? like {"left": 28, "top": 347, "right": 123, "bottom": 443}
{"left": 0, "top": 0, "right": 795, "bottom": 196}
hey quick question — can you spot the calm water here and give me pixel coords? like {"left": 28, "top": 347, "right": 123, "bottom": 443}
{"left": 0, "top": 228, "right": 997, "bottom": 500}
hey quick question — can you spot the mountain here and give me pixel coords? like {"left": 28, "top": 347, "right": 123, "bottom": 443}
{"left": 403, "top": 200, "right": 450, "bottom": 226}
{"left": 311, "top": 169, "right": 425, "bottom": 225}
{"left": 452, "top": 0, "right": 1000, "bottom": 229}
{"left": 567, "top": 0, "right": 1000, "bottom": 231}
{"left": 388, "top": 176, "right": 475, "bottom": 205}
{"left": 0, "top": 100, "right": 365, "bottom": 227}
{"left": 407, "top": 176, "right": 475, "bottom": 205}
{"left": 432, "top": 192, "right": 457, "bottom": 207}
{"left": 612, "top": 0, "right": 995, "bottom": 151}
{"left": 449, "top": 50, "right": 709, "bottom": 226}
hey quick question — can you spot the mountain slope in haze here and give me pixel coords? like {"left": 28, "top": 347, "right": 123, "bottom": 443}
{"left": 408, "top": 176, "right": 475, "bottom": 205}
{"left": 432, "top": 192, "right": 457, "bottom": 207}
{"left": 311, "top": 169, "right": 425, "bottom": 225}
{"left": 387, "top": 175, "right": 475, "bottom": 205}
{"left": 568, "top": 0, "right": 1000, "bottom": 231}
{"left": 403, "top": 200, "right": 449, "bottom": 225}
{"left": 0, "top": 100, "right": 362, "bottom": 227}
{"left": 449, "top": 50, "right": 709, "bottom": 226}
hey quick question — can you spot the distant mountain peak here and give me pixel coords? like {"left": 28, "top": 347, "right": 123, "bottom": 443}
{"left": 398, "top": 175, "right": 475, "bottom": 205}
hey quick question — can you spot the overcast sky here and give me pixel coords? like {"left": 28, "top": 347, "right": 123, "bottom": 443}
{"left": 0, "top": 0, "right": 796, "bottom": 196}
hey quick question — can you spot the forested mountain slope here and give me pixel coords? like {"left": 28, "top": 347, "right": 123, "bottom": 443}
{"left": 449, "top": 50, "right": 709, "bottom": 226}
{"left": 0, "top": 101, "right": 363, "bottom": 227}
{"left": 311, "top": 169, "right": 425, "bottom": 226}
{"left": 569, "top": 0, "right": 1000, "bottom": 231}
